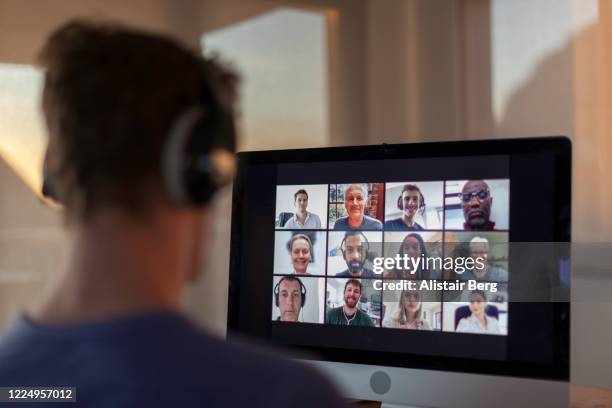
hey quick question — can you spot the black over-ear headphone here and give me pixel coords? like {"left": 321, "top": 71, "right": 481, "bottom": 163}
{"left": 274, "top": 276, "right": 307, "bottom": 307}
{"left": 397, "top": 185, "right": 426, "bottom": 212}
{"left": 162, "top": 65, "right": 236, "bottom": 205}
{"left": 41, "top": 151, "right": 58, "bottom": 202}
{"left": 42, "top": 61, "right": 236, "bottom": 207}
{"left": 340, "top": 231, "right": 371, "bottom": 259}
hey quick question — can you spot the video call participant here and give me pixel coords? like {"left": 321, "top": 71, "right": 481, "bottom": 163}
{"left": 459, "top": 180, "right": 496, "bottom": 231}
{"left": 384, "top": 184, "right": 425, "bottom": 231}
{"left": 336, "top": 231, "right": 376, "bottom": 278}
{"left": 333, "top": 184, "right": 382, "bottom": 230}
{"left": 458, "top": 237, "right": 508, "bottom": 282}
{"left": 383, "top": 233, "right": 430, "bottom": 279}
{"left": 287, "top": 234, "right": 314, "bottom": 275}
{"left": 284, "top": 189, "right": 322, "bottom": 229}
{"left": 274, "top": 276, "right": 306, "bottom": 322}
{"left": 326, "top": 279, "right": 374, "bottom": 326}
{"left": 456, "top": 290, "right": 500, "bottom": 334}
{"left": 383, "top": 290, "right": 431, "bottom": 330}
{"left": 0, "top": 21, "right": 343, "bottom": 407}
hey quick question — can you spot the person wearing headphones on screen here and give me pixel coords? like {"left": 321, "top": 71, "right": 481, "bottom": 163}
{"left": 333, "top": 184, "right": 382, "bottom": 230}
{"left": 0, "top": 20, "right": 343, "bottom": 407}
{"left": 335, "top": 231, "right": 376, "bottom": 278}
{"left": 284, "top": 189, "right": 322, "bottom": 229}
{"left": 326, "top": 279, "right": 374, "bottom": 327}
{"left": 384, "top": 184, "right": 426, "bottom": 231}
{"left": 274, "top": 276, "right": 306, "bottom": 322}
{"left": 460, "top": 180, "right": 496, "bottom": 231}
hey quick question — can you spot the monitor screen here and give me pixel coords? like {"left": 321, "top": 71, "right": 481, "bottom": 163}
{"left": 228, "top": 137, "right": 570, "bottom": 381}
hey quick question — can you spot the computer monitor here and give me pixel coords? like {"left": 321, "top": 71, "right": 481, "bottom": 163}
{"left": 228, "top": 137, "right": 571, "bottom": 407}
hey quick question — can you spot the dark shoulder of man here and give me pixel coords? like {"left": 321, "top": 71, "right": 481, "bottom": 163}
{"left": 355, "top": 309, "right": 375, "bottom": 326}
{"left": 384, "top": 218, "right": 423, "bottom": 231}
{"left": 383, "top": 218, "right": 405, "bottom": 230}
{"left": 325, "top": 307, "right": 344, "bottom": 325}
{"left": 362, "top": 268, "right": 377, "bottom": 278}
{"left": 0, "top": 315, "right": 346, "bottom": 408}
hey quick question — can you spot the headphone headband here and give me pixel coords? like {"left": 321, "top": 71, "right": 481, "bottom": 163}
{"left": 341, "top": 230, "right": 371, "bottom": 253}
{"left": 397, "top": 185, "right": 426, "bottom": 212}
{"left": 163, "top": 106, "right": 207, "bottom": 205}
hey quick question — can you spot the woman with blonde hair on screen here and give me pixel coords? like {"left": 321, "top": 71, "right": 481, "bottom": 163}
{"left": 383, "top": 289, "right": 431, "bottom": 330}
{"left": 288, "top": 234, "right": 314, "bottom": 275}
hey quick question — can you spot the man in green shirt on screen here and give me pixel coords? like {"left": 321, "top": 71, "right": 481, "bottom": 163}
{"left": 326, "top": 279, "right": 375, "bottom": 326}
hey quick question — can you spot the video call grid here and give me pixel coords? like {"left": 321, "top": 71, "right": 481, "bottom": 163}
{"left": 272, "top": 180, "right": 510, "bottom": 334}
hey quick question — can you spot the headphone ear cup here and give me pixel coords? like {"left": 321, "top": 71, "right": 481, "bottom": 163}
{"left": 397, "top": 195, "right": 402, "bottom": 210}
{"left": 300, "top": 279, "right": 307, "bottom": 307}
{"left": 163, "top": 104, "right": 236, "bottom": 207}
{"left": 274, "top": 281, "right": 280, "bottom": 307}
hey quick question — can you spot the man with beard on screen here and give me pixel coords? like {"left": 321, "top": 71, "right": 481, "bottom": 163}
{"left": 326, "top": 279, "right": 374, "bottom": 326}
{"left": 335, "top": 231, "right": 376, "bottom": 278}
{"left": 460, "top": 180, "right": 497, "bottom": 231}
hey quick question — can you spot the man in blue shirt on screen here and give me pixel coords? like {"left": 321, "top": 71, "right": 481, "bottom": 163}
{"left": 384, "top": 184, "right": 425, "bottom": 231}
{"left": 0, "top": 20, "right": 343, "bottom": 408}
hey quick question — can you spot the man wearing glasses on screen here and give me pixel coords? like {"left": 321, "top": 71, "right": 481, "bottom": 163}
{"left": 459, "top": 180, "right": 496, "bottom": 231}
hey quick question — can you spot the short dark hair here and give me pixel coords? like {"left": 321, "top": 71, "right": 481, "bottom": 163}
{"left": 294, "top": 189, "right": 308, "bottom": 201}
{"left": 279, "top": 275, "right": 304, "bottom": 288}
{"left": 40, "top": 20, "right": 237, "bottom": 220}
{"left": 344, "top": 279, "right": 362, "bottom": 293}
{"left": 401, "top": 184, "right": 421, "bottom": 195}
{"left": 342, "top": 230, "right": 368, "bottom": 245}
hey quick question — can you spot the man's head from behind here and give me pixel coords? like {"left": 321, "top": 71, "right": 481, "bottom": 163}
{"left": 40, "top": 20, "right": 237, "bottom": 221}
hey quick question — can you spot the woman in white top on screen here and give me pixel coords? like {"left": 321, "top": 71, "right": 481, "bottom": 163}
{"left": 333, "top": 184, "right": 382, "bottom": 230}
{"left": 288, "top": 234, "right": 314, "bottom": 275}
{"left": 383, "top": 290, "right": 431, "bottom": 330}
{"left": 284, "top": 189, "right": 322, "bottom": 229}
{"left": 456, "top": 290, "right": 500, "bottom": 334}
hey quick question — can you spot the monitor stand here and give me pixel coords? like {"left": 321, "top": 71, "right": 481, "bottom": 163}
{"left": 305, "top": 360, "right": 569, "bottom": 408}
